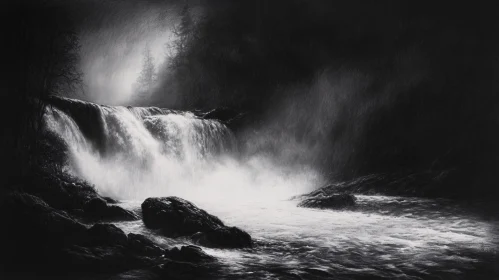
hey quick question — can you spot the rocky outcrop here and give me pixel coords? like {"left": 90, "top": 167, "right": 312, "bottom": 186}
{"left": 141, "top": 197, "right": 252, "bottom": 248}
{"left": 0, "top": 192, "right": 220, "bottom": 279}
{"left": 128, "top": 233, "right": 165, "bottom": 257}
{"left": 298, "top": 194, "right": 357, "bottom": 210}
{"left": 87, "top": 223, "right": 128, "bottom": 246}
{"left": 24, "top": 170, "right": 101, "bottom": 210}
{"left": 83, "top": 197, "right": 138, "bottom": 221}
{"left": 164, "top": 245, "right": 215, "bottom": 263}
{"left": 191, "top": 226, "right": 252, "bottom": 249}
{"left": 0, "top": 192, "right": 88, "bottom": 251}
{"left": 141, "top": 196, "right": 223, "bottom": 236}
{"left": 22, "top": 170, "right": 137, "bottom": 223}
{"left": 297, "top": 170, "right": 459, "bottom": 199}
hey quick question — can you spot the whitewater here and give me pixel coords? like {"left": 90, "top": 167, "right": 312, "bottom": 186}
{"left": 43, "top": 99, "right": 499, "bottom": 279}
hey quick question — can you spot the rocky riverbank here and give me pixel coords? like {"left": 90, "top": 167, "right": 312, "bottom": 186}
{"left": 0, "top": 168, "right": 252, "bottom": 280}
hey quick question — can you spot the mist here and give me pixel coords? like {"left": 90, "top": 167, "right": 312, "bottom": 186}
{"left": 140, "top": 0, "right": 499, "bottom": 197}
{"left": 63, "top": 0, "right": 180, "bottom": 105}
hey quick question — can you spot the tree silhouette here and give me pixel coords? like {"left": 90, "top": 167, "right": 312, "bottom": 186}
{"left": 2, "top": 0, "right": 82, "bottom": 185}
{"left": 134, "top": 44, "right": 156, "bottom": 104}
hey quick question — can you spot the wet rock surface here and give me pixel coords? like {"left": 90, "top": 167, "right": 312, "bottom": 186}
{"left": 298, "top": 194, "right": 357, "bottom": 210}
{"left": 191, "top": 226, "right": 253, "bottom": 248}
{"left": 0, "top": 192, "right": 88, "bottom": 251}
{"left": 164, "top": 245, "right": 216, "bottom": 263}
{"left": 24, "top": 171, "right": 101, "bottom": 211}
{"left": 83, "top": 197, "right": 138, "bottom": 221}
{"left": 87, "top": 223, "right": 128, "bottom": 247}
{"left": 142, "top": 196, "right": 224, "bottom": 236}
{"left": 142, "top": 196, "right": 252, "bottom": 248}
{"left": 128, "top": 233, "right": 165, "bottom": 257}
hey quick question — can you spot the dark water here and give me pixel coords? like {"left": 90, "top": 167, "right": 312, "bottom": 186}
{"left": 115, "top": 196, "right": 499, "bottom": 280}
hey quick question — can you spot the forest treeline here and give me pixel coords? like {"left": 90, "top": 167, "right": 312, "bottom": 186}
{"left": 1, "top": 0, "right": 82, "bottom": 185}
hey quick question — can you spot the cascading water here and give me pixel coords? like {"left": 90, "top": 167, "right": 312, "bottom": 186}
{"left": 43, "top": 98, "right": 498, "bottom": 279}
{"left": 43, "top": 98, "right": 318, "bottom": 201}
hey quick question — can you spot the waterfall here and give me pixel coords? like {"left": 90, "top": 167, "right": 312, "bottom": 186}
{"left": 43, "top": 97, "right": 320, "bottom": 201}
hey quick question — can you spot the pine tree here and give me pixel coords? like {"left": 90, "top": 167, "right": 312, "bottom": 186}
{"left": 135, "top": 44, "right": 156, "bottom": 103}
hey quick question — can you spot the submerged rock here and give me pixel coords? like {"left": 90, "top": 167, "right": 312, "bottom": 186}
{"left": 191, "top": 226, "right": 252, "bottom": 249}
{"left": 165, "top": 245, "right": 215, "bottom": 263}
{"left": 83, "top": 197, "right": 138, "bottom": 221}
{"left": 298, "top": 194, "right": 357, "bottom": 210}
{"left": 141, "top": 197, "right": 252, "bottom": 248}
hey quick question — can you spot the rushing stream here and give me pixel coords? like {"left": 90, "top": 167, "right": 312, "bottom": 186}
{"left": 44, "top": 98, "right": 499, "bottom": 279}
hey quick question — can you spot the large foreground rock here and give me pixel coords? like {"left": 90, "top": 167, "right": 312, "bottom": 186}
{"left": 298, "top": 194, "right": 357, "bottom": 210}
{"left": 25, "top": 170, "right": 101, "bottom": 210}
{"left": 142, "top": 197, "right": 252, "bottom": 248}
{"left": 0, "top": 192, "right": 88, "bottom": 253}
{"left": 1, "top": 185, "right": 220, "bottom": 278}
{"left": 87, "top": 223, "right": 128, "bottom": 246}
{"left": 23, "top": 170, "right": 138, "bottom": 222}
{"left": 0, "top": 192, "right": 197, "bottom": 278}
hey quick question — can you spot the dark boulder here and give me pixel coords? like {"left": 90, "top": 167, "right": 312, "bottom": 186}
{"left": 0, "top": 192, "right": 89, "bottom": 275}
{"left": 0, "top": 192, "right": 166, "bottom": 279}
{"left": 83, "top": 196, "right": 107, "bottom": 212}
{"left": 128, "top": 233, "right": 164, "bottom": 257}
{"left": 165, "top": 245, "right": 215, "bottom": 263}
{"left": 141, "top": 197, "right": 252, "bottom": 248}
{"left": 24, "top": 170, "right": 101, "bottom": 210}
{"left": 0, "top": 192, "right": 88, "bottom": 250}
{"left": 88, "top": 223, "right": 128, "bottom": 246}
{"left": 191, "top": 226, "right": 252, "bottom": 249}
{"left": 141, "top": 197, "right": 223, "bottom": 237}
{"left": 83, "top": 197, "right": 138, "bottom": 221}
{"left": 298, "top": 194, "right": 356, "bottom": 209}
